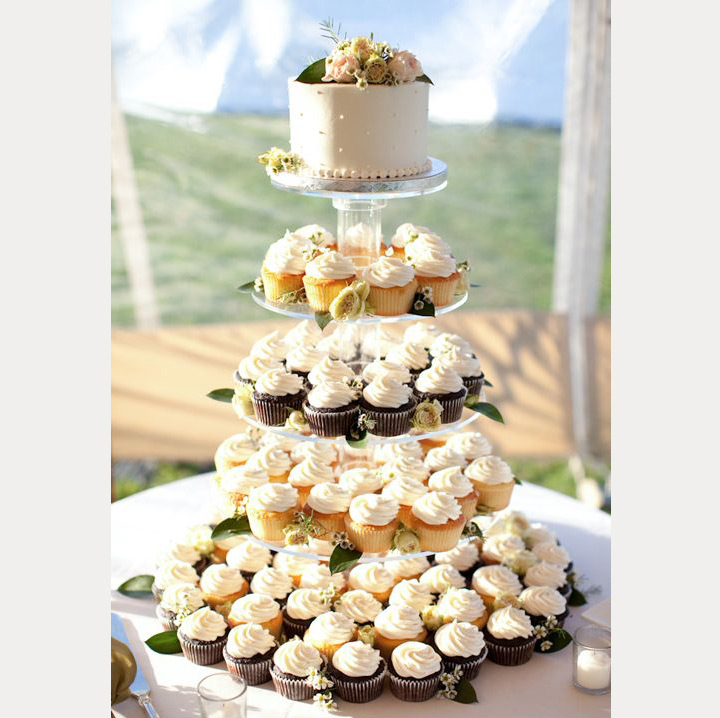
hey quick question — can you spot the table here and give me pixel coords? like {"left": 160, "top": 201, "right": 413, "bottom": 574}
{"left": 111, "top": 474, "right": 611, "bottom": 718}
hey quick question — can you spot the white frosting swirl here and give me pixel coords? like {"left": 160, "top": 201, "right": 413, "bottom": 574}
{"left": 290, "top": 442, "right": 337, "bottom": 465}
{"left": 305, "top": 250, "right": 356, "bottom": 280}
{"left": 273, "top": 550, "right": 317, "bottom": 577}
{"left": 306, "top": 611, "right": 355, "bottom": 644}
{"left": 486, "top": 606, "right": 534, "bottom": 640}
{"left": 250, "top": 330, "right": 288, "bottom": 363}
{"left": 299, "top": 563, "right": 346, "bottom": 592}
{"left": 437, "top": 587, "right": 486, "bottom": 623}
{"left": 375, "top": 604, "right": 424, "bottom": 639}
{"left": 306, "top": 483, "right": 352, "bottom": 514}
{"left": 155, "top": 560, "right": 199, "bottom": 590}
{"left": 434, "top": 542, "right": 481, "bottom": 572}
{"left": 482, "top": 533, "right": 526, "bottom": 562}
{"left": 237, "top": 355, "right": 284, "bottom": 382}
{"left": 465, "top": 456, "right": 514, "bottom": 485}
{"left": 260, "top": 432, "right": 298, "bottom": 453}
{"left": 391, "top": 641, "right": 441, "bottom": 678}
{"left": 348, "top": 493, "right": 399, "bottom": 526}
{"left": 263, "top": 238, "right": 308, "bottom": 275}
{"left": 519, "top": 586, "right": 567, "bottom": 617}
{"left": 308, "top": 356, "right": 356, "bottom": 386}
{"left": 418, "top": 564, "right": 465, "bottom": 593}
{"left": 285, "top": 588, "right": 328, "bottom": 620}
{"left": 410, "top": 491, "right": 461, "bottom": 525}
{"left": 248, "top": 483, "right": 298, "bottom": 513}
{"left": 433, "top": 348, "right": 482, "bottom": 378}
{"left": 376, "top": 440, "right": 423, "bottom": 462}
{"left": 446, "top": 432, "right": 493, "bottom": 460}
{"left": 471, "top": 565, "right": 522, "bottom": 597}
{"left": 415, "top": 364, "right": 464, "bottom": 394}
{"left": 404, "top": 232, "right": 452, "bottom": 259}
{"left": 284, "top": 319, "right": 325, "bottom": 348}
{"left": 156, "top": 543, "right": 201, "bottom": 568}
{"left": 365, "top": 256, "right": 415, "bottom": 288}
{"left": 335, "top": 590, "right": 382, "bottom": 623}
{"left": 388, "top": 579, "right": 433, "bottom": 612}
{"left": 424, "top": 446, "right": 468, "bottom": 472}
{"left": 213, "top": 534, "right": 247, "bottom": 551}
{"left": 179, "top": 607, "right": 227, "bottom": 642}
{"left": 254, "top": 368, "right": 304, "bottom": 397}
{"left": 363, "top": 374, "right": 413, "bottom": 408}
{"left": 412, "top": 251, "right": 457, "bottom": 278}
{"left": 250, "top": 567, "right": 293, "bottom": 599}
{"left": 220, "top": 465, "right": 269, "bottom": 495}
{"left": 382, "top": 476, "right": 428, "bottom": 505}
{"left": 226, "top": 539, "right": 272, "bottom": 573}
{"left": 524, "top": 523, "right": 557, "bottom": 548}
{"left": 391, "top": 223, "right": 432, "bottom": 248}
{"left": 273, "top": 638, "right": 322, "bottom": 676}
{"left": 307, "top": 381, "right": 358, "bottom": 409}
{"left": 430, "top": 333, "right": 473, "bottom": 357}
{"left": 288, "top": 458, "right": 335, "bottom": 488}
{"left": 293, "top": 223, "right": 335, "bottom": 248}
{"left": 380, "top": 456, "right": 429, "bottom": 484}
{"left": 285, "top": 346, "right": 328, "bottom": 373}
{"left": 385, "top": 342, "right": 429, "bottom": 371}
{"left": 384, "top": 552, "right": 430, "bottom": 580}
{"left": 403, "top": 322, "right": 441, "bottom": 349}
{"left": 200, "top": 564, "right": 246, "bottom": 597}
{"left": 531, "top": 541, "right": 571, "bottom": 569}
{"left": 362, "top": 360, "right": 411, "bottom": 385}
{"left": 435, "top": 620, "right": 486, "bottom": 658}
{"left": 228, "top": 594, "right": 279, "bottom": 624}
{"left": 246, "top": 447, "right": 291, "bottom": 477}
{"left": 523, "top": 561, "right": 568, "bottom": 589}
{"left": 182, "top": 525, "right": 215, "bottom": 556}
{"left": 226, "top": 623, "right": 276, "bottom": 659}
{"left": 332, "top": 641, "right": 382, "bottom": 677}
{"left": 428, "top": 467, "right": 474, "bottom": 498}
{"left": 339, "top": 467, "right": 383, "bottom": 496}
{"left": 216, "top": 433, "right": 257, "bottom": 464}
{"left": 159, "top": 583, "right": 205, "bottom": 614}
{"left": 348, "top": 562, "right": 395, "bottom": 593}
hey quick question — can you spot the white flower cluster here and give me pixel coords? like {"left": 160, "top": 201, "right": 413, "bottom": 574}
{"left": 437, "top": 665, "right": 463, "bottom": 700}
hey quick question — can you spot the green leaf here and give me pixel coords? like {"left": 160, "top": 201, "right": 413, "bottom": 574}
{"left": 116, "top": 575, "right": 154, "bottom": 597}
{"left": 315, "top": 311, "right": 332, "bottom": 330}
{"left": 146, "top": 630, "right": 182, "bottom": 654}
{"left": 483, "top": 378, "right": 493, "bottom": 388}
{"left": 568, "top": 587, "right": 588, "bottom": 606}
{"left": 409, "top": 292, "right": 435, "bottom": 317}
{"left": 346, "top": 419, "right": 368, "bottom": 448}
{"left": 207, "top": 388, "right": 235, "bottom": 403}
{"left": 416, "top": 74, "right": 434, "bottom": 85}
{"left": 237, "top": 280, "right": 256, "bottom": 294}
{"left": 464, "top": 401, "right": 504, "bottom": 423}
{"left": 211, "top": 515, "right": 251, "bottom": 541}
{"left": 514, "top": 477, "right": 523, "bottom": 485}
{"left": 296, "top": 58, "right": 326, "bottom": 84}
{"left": 329, "top": 544, "right": 362, "bottom": 574}
{"left": 453, "top": 677, "right": 478, "bottom": 703}
{"left": 535, "top": 628, "right": 573, "bottom": 653}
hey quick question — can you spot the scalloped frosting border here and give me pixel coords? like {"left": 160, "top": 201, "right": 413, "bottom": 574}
{"left": 299, "top": 158, "right": 432, "bottom": 180}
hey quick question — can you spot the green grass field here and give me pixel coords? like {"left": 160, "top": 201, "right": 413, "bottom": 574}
{"left": 112, "top": 113, "right": 610, "bottom": 326}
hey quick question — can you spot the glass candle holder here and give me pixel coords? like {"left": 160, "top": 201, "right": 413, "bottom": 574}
{"left": 573, "top": 625, "right": 611, "bottom": 695}
{"left": 197, "top": 673, "right": 248, "bottom": 718}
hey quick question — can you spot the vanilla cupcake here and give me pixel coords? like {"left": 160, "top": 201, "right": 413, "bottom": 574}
{"left": 436, "top": 587, "right": 487, "bottom": 630}
{"left": 228, "top": 593, "right": 283, "bottom": 638}
{"left": 307, "top": 355, "right": 356, "bottom": 386}
{"left": 483, "top": 606, "right": 536, "bottom": 666}
{"left": 375, "top": 439, "right": 424, "bottom": 463}
{"left": 246, "top": 483, "right": 299, "bottom": 541}
{"left": 385, "top": 342, "right": 431, "bottom": 378}
{"left": 414, "top": 364, "right": 467, "bottom": 424}
{"left": 261, "top": 238, "right": 308, "bottom": 300}
{"left": 464, "top": 456, "right": 515, "bottom": 511}
{"left": 214, "top": 432, "right": 257, "bottom": 474}
{"left": 403, "top": 322, "right": 442, "bottom": 350}
{"left": 156, "top": 583, "right": 205, "bottom": 631}
{"left": 273, "top": 549, "right": 318, "bottom": 587}
{"left": 290, "top": 440, "right": 338, "bottom": 467}
{"left": 250, "top": 566, "right": 294, "bottom": 604}
{"left": 252, "top": 368, "right": 306, "bottom": 426}
{"left": 233, "top": 355, "right": 285, "bottom": 391}
{"left": 339, "top": 467, "right": 383, "bottom": 497}
{"left": 361, "top": 374, "right": 416, "bottom": 437}
{"left": 384, "top": 552, "right": 431, "bottom": 583}
{"left": 303, "top": 482, "right": 352, "bottom": 537}
{"left": 428, "top": 466, "right": 478, "bottom": 519}
{"left": 424, "top": 445, "right": 468, "bottom": 472}
{"left": 429, "top": 333, "right": 473, "bottom": 359}
{"left": 433, "top": 348, "right": 485, "bottom": 398}
{"left": 329, "top": 640, "right": 387, "bottom": 703}
{"left": 199, "top": 564, "right": 248, "bottom": 613}
{"left": 433, "top": 620, "right": 488, "bottom": 679}
{"left": 365, "top": 256, "right": 418, "bottom": 315}
{"left": 282, "top": 588, "right": 330, "bottom": 638}
{"left": 344, "top": 494, "right": 400, "bottom": 553}
{"left": 284, "top": 319, "right": 324, "bottom": 349}
{"left": 388, "top": 579, "right": 434, "bottom": 613}
{"left": 409, "top": 491, "right": 465, "bottom": 552}
{"left": 445, "top": 431, "right": 492, "bottom": 462}
{"left": 471, "top": 565, "right": 523, "bottom": 608}
{"left": 270, "top": 637, "right": 323, "bottom": 700}
{"left": 211, "top": 534, "right": 248, "bottom": 564}
{"left": 223, "top": 622, "right": 277, "bottom": 685}
{"left": 285, "top": 346, "right": 328, "bottom": 379}
{"left": 299, "top": 564, "right": 347, "bottom": 597}
{"left": 177, "top": 606, "right": 229, "bottom": 665}
{"left": 523, "top": 561, "right": 570, "bottom": 596}
{"left": 225, "top": 538, "right": 272, "bottom": 582}
{"left": 403, "top": 232, "right": 452, "bottom": 263}
{"left": 361, "top": 359, "right": 412, "bottom": 386}
{"left": 306, "top": 536, "right": 335, "bottom": 562}
{"left": 303, "top": 250, "right": 356, "bottom": 311}
{"left": 304, "top": 611, "right": 357, "bottom": 660}
{"left": 481, "top": 533, "right": 526, "bottom": 566}
{"left": 387, "top": 641, "right": 442, "bottom": 702}
{"left": 434, "top": 541, "right": 482, "bottom": 579}
{"left": 293, "top": 223, "right": 336, "bottom": 251}
{"left": 348, "top": 562, "right": 395, "bottom": 604}
{"left": 531, "top": 541, "right": 572, "bottom": 570}
{"left": 335, "top": 589, "right": 382, "bottom": 627}
{"left": 519, "top": 586, "right": 569, "bottom": 627}
{"left": 418, "top": 564, "right": 466, "bottom": 594}
{"left": 382, "top": 476, "right": 428, "bottom": 525}
{"left": 152, "top": 560, "right": 199, "bottom": 601}
{"left": 246, "top": 445, "right": 292, "bottom": 483}
{"left": 304, "top": 381, "right": 360, "bottom": 438}
{"left": 380, "top": 455, "right": 430, "bottom": 485}
{"left": 374, "top": 604, "right": 427, "bottom": 660}
{"left": 155, "top": 542, "right": 205, "bottom": 575}
{"left": 219, "top": 465, "right": 269, "bottom": 511}
{"left": 411, "top": 251, "right": 459, "bottom": 308}
{"left": 387, "top": 223, "right": 434, "bottom": 260}
{"left": 288, "top": 457, "right": 335, "bottom": 507}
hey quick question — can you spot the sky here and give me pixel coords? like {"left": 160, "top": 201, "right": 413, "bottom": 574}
{"left": 111, "top": 0, "right": 567, "bottom": 126}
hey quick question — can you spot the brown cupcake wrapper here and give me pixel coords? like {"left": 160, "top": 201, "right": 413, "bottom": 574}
{"left": 151, "top": 583, "right": 163, "bottom": 602}
{"left": 223, "top": 648, "right": 274, "bottom": 685}
{"left": 155, "top": 605, "right": 179, "bottom": 631}
{"left": 362, "top": 401, "right": 416, "bottom": 437}
{"left": 388, "top": 670, "right": 442, "bottom": 702}
{"left": 282, "top": 611, "right": 315, "bottom": 639}
{"left": 463, "top": 375, "right": 485, "bottom": 397}
{"left": 252, "top": 392, "right": 306, "bottom": 426}
{"left": 303, "top": 402, "right": 359, "bottom": 438}
{"left": 484, "top": 635, "right": 537, "bottom": 666}
{"left": 178, "top": 633, "right": 227, "bottom": 666}
{"left": 330, "top": 664, "right": 387, "bottom": 703}
{"left": 439, "top": 645, "right": 488, "bottom": 681}
{"left": 269, "top": 665, "right": 315, "bottom": 701}
{"left": 436, "top": 392, "right": 467, "bottom": 424}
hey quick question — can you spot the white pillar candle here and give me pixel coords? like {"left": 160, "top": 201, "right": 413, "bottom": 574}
{"left": 576, "top": 649, "right": 611, "bottom": 690}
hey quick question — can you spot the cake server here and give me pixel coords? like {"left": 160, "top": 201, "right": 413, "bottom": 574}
{"left": 111, "top": 612, "right": 160, "bottom": 717}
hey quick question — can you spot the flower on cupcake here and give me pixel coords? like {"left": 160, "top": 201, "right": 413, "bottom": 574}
{"left": 411, "top": 399, "right": 443, "bottom": 431}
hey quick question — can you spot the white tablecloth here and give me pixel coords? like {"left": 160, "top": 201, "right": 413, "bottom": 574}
{"left": 111, "top": 474, "right": 611, "bottom": 718}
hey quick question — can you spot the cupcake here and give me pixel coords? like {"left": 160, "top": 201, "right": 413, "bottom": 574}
{"left": 418, "top": 564, "right": 466, "bottom": 594}
{"left": 290, "top": 441, "right": 338, "bottom": 468}
{"left": 334, "top": 589, "right": 382, "bottom": 627}
{"left": 273, "top": 549, "right": 318, "bottom": 587}
{"left": 282, "top": 588, "right": 330, "bottom": 638}
{"left": 329, "top": 641, "right": 387, "bottom": 703}
{"left": 384, "top": 552, "right": 431, "bottom": 583}
{"left": 214, "top": 432, "right": 257, "bottom": 474}
{"left": 288, "top": 457, "right": 335, "bottom": 507}
{"left": 245, "top": 445, "right": 293, "bottom": 483}
{"left": 152, "top": 560, "right": 199, "bottom": 602}
{"left": 218, "top": 465, "right": 269, "bottom": 513}
{"left": 303, "top": 250, "right": 356, "bottom": 312}
{"left": 471, "top": 565, "right": 523, "bottom": 608}
{"left": 339, "top": 467, "right": 383, "bottom": 497}
{"left": 261, "top": 237, "right": 308, "bottom": 300}
{"left": 199, "top": 564, "right": 248, "bottom": 613}
{"left": 531, "top": 541, "right": 572, "bottom": 570}
{"left": 156, "top": 583, "right": 205, "bottom": 631}
{"left": 388, "top": 579, "right": 434, "bottom": 613}
{"left": 250, "top": 330, "right": 289, "bottom": 364}
{"left": 374, "top": 439, "right": 423, "bottom": 463}
{"left": 414, "top": 365, "right": 467, "bottom": 424}
{"left": 227, "top": 593, "right": 283, "bottom": 638}
{"left": 433, "top": 349, "right": 485, "bottom": 398}
{"left": 361, "top": 375, "right": 416, "bottom": 437}
{"left": 307, "top": 355, "right": 356, "bottom": 387}
{"left": 365, "top": 256, "right": 418, "bottom": 315}
{"left": 445, "top": 431, "right": 492, "bottom": 462}
{"left": 429, "top": 333, "right": 474, "bottom": 359}
{"left": 380, "top": 456, "right": 430, "bottom": 485}
{"left": 464, "top": 456, "right": 516, "bottom": 511}
{"left": 387, "top": 223, "right": 434, "bottom": 260}
{"left": 285, "top": 346, "right": 329, "bottom": 380}
{"left": 283, "top": 319, "right": 325, "bottom": 349}
{"left": 306, "top": 537, "right": 335, "bottom": 562}
{"left": 304, "top": 381, "right": 360, "bottom": 437}
{"left": 403, "top": 232, "right": 452, "bottom": 263}
{"left": 403, "top": 322, "right": 442, "bottom": 350}
{"left": 360, "top": 325, "right": 400, "bottom": 359}
{"left": 361, "top": 360, "right": 412, "bottom": 386}
{"left": 293, "top": 223, "right": 337, "bottom": 251}
{"left": 433, "top": 541, "right": 482, "bottom": 581}
{"left": 436, "top": 587, "right": 488, "bottom": 630}
{"left": 387, "top": 641, "right": 442, "bottom": 702}
{"left": 428, "top": 467, "right": 478, "bottom": 520}
{"left": 519, "top": 586, "right": 569, "bottom": 627}
{"left": 348, "top": 562, "right": 395, "bottom": 604}
{"left": 233, "top": 355, "right": 284, "bottom": 392}
{"left": 523, "top": 561, "right": 571, "bottom": 596}
{"left": 385, "top": 342, "right": 431, "bottom": 378}
{"left": 252, "top": 368, "right": 306, "bottom": 427}
{"left": 304, "top": 611, "right": 357, "bottom": 660}
{"left": 424, "top": 445, "right": 468, "bottom": 472}
{"left": 211, "top": 534, "right": 248, "bottom": 565}
{"left": 432, "top": 620, "right": 488, "bottom": 680}
{"left": 409, "top": 491, "right": 465, "bottom": 552}
{"left": 155, "top": 542, "right": 206, "bottom": 576}
{"left": 259, "top": 431, "right": 299, "bottom": 453}
{"left": 483, "top": 606, "right": 537, "bottom": 666}
{"left": 225, "top": 538, "right": 272, "bottom": 582}
{"left": 223, "top": 622, "right": 277, "bottom": 685}
{"left": 177, "top": 607, "right": 229, "bottom": 665}
{"left": 303, "top": 482, "right": 352, "bottom": 537}
{"left": 181, "top": 524, "right": 216, "bottom": 564}
{"left": 270, "top": 637, "right": 323, "bottom": 700}
{"left": 249, "top": 566, "right": 294, "bottom": 605}
{"left": 374, "top": 604, "right": 428, "bottom": 661}
{"left": 481, "top": 533, "right": 526, "bottom": 566}
{"left": 381, "top": 476, "right": 428, "bottom": 525}
{"left": 502, "top": 549, "right": 539, "bottom": 578}
{"left": 298, "top": 563, "right": 347, "bottom": 595}
{"left": 246, "top": 483, "right": 299, "bottom": 542}
{"left": 523, "top": 523, "right": 558, "bottom": 549}
{"left": 411, "top": 252, "right": 459, "bottom": 308}
{"left": 344, "top": 494, "right": 400, "bottom": 553}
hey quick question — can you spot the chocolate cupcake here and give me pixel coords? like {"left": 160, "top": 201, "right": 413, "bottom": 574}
{"left": 177, "top": 607, "right": 229, "bottom": 665}
{"left": 223, "top": 623, "right": 277, "bottom": 685}
{"left": 282, "top": 588, "right": 330, "bottom": 638}
{"left": 233, "top": 355, "right": 284, "bottom": 392}
{"left": 483, "top": 606, "right": 537, "bottom": 666}
{"left": 429, "top": 333, "right": 474, "bottom": 362}
{"left": 414, "top": 365, "right": 468, "bottom": 424}
{"left": 523, "top": 561, "right": 571, "bottom": 598}
{"left": 431, "top": 348, "right": 485, "bottom": 398}
{"left": 307, "top": 355, "right": 356, "bottom": 387}
{"left": 155, "top": 540, "right": 209, "bottom": 576}
{"left": 303, "top": 381, "right": 360, "bottom": 437}
{"left": 155, "top": 583, "right": 205, "bottom": 631}
{"left": 269, "top": 638, "right": 323, "bottom": 700}
{"left": 334, "top": 589, "right": 383, "bottom": 627}
{"left": 385, "top": 342, "right": 431, "bottom": 380}
{"left": 285, "top": 346, "right": 329, "bottom": 380}
{"left": 328, "top": 641, "right": 387, "bottom": 703}
{"left": 433, "top": 541, "right": 483, "bottom": 582}
{"left": 519, "top": 586, "right": 569, "bottom": 628}
{"left": 360, "top": 375, "right": 417, "bottom": 437}
{"left": 387, "top": 641, "right": 443, "bottom": 702}
{"left": 361, "top": 360, "right": 413, "bottom": 387}
{"left": 249, "top": 566, "right": 294, "bottom": 607}
{"left": 251, "top": 368, "right": 306, "bottom": 426}
{"left": 225, "top": 538, "right": 272, "bottom": 584}
{"left": 432, "top": 620, "right": 488, "bottom": 680}
{"left": 151, "top": 560, "right": 199, "bottom": 602}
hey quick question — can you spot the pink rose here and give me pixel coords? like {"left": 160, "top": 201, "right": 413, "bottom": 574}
{"left": 388, "top": 51, "right": 423, "bottom": 83}
{"left": 322, "top": 51, "right": 360, "bottom": 83}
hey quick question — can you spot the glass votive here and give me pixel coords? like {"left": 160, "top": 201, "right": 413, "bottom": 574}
{"left": 573, "top": 625, "right": 611, "bottom": 695}
{"left": 197, "top": 673, "right": 248, "bottom": 718}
